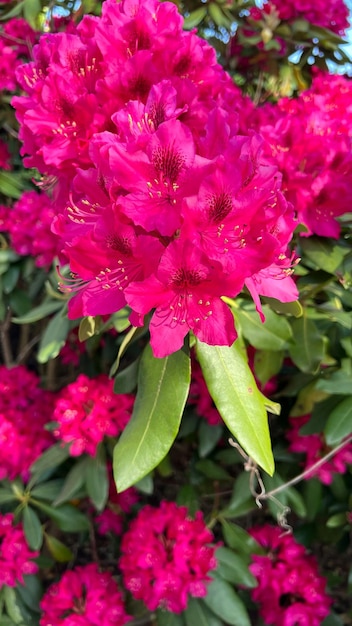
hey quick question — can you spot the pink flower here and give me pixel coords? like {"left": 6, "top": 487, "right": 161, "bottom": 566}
{"left": 1, "top": 18, "right": 38, "bottom": 57}
{"left": 0, "top": 513, "right": 38, "bottom": 588}
{"left": 40, "top": 563, "right": 131, "bottom": 626}
{"left": 0, "top": 40, "right": 19, "bottom": 91}
{"left": 287, "top": 415, "right": 352, "bottom": 485}
{"left": 268, "top": 0, "right": 349, "bottom": 35}
{"left": 53, "top": 374, "right": 134, "bottom": 457}
{"left": 249, "top": 525, "right": 332, "bottom": 626}
{"left": 0, "top": 365, "right": 55, "bottom": 481}
{"left": 120, "top": 501, "right": 217, "bottom": 613}
{"left": 0, "top": 191, "right": 60, "bottom": 267}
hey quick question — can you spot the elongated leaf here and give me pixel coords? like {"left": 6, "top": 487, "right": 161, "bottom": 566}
{"left": 12, "top": 300, "right": 63, "bottom": 324}
{"left": 33, "top": 502, "right": 90, "bottom": 532}
{"left": 215, "top": 547, "right": 257, "bottom": 588}
{"left": 17, "top": 576, "right": 42, "bottom": 613}
{"left": 3, "top": 587, "right": 23, "bottom": 624}
{"left": 30, "top": 444, "right": 70, "bottom": 477}
{"left": 196, "top": 341, "right": 274, "bottom": 475}
{"left": 288, "top": 316, "right": 324, "bottom": 373}
{"left": 44, "top": 534, "right": 73, "bottom": 563}
{"left": 85, "top": 446, "right": 109, "bottom": 511}
{"left": 53, "top": 459, "right": 88, "bottom": 506}
{"left": 203, "top": 576, "right": 251, "bottom": 626}
{"left": 156, "top": 611, "right": 185, "bottom": 626}
{"left": 37, "top": 309, "right": 70, "bottom": 363}
{"left": 114, "top": 358, "right": 140, "bottom": 394}
{"left": 236, "top": 305, "right": 293, "bottom": 351}
{"left": 220, "top": 520, "right": 261, "bottom": 555}
{"left": 184, "top": 598, "right": 222, "bottom": 626}
{"left": 23, "top": 506, "right": 43, "bottom": 551}
{"left": 114, "top": 344, "right": 190, "bottom": 491}
{"left": 324, "top": 397, "right": 352, "bottom": 445}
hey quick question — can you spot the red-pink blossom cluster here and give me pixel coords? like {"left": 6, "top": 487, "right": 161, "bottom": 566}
{"left": 0, "top": 365, "right": 54, "bottom": 481}
{"left": 13, "top": 0, "right": 298, "bottom": 358}
{"left": 0, "top": 513, "right": 38, "bottom": 588}
{"left": 0, "top": 18, "right": 38, "bottom": 91}
{"left": 0, "top": 191, "right": 60, "bottom": 267}
{"left": 251, "top": 72, "right": 352, "bottom": 238}
{"left": 40, "top": 563, "right": 131, "bottom": 626}
{"left": 52, "top": 374, "right": 134, "bottom": 457}
{"left": 119, "top": 501, "right": 217, "bottom": 612}
{"left": 268, "top": 0, "right": 349, "bottom": 35}
{"left": 287, "top": 414, "right": 352, "bottom": 485}
{"left": 95, "top": 468, "right": 138, "bottom": 535}
{"left": 249, "top": 525, "right": 331, "bottom": 626}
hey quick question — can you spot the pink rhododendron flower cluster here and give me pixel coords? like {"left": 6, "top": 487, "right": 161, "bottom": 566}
{"left": 0, "top": 190, "right": 60, "bottom": 267}
{"left": 251, "top": 72, "right": 352, "bottom": 238}
{"left": 268, "top": 0, "right": 349, "bottom": 35}
{"left": 0, "top": 365, "right": 54, "bottom": 481}
{"left": 0, "top": 39, "right": 19, "bottom": 91}
{"left": 119, "top": 501, "right": 217, "bottom": 612}
{"left": 13, "top": 0, "right": 298, "bottom": 358}
{"left": 40, "top": 563, "right": 131, "bottom": 626}
{"left": 95, "top": 467, "right": 138, "bottom": 535}
{"left": 1, "top": 17, "right": 38, "bottom": 56}
{"left": 249, "top": 525, "right": 332, "bottom": 626}
{"left": 0, "top": 513, "right": 38, "bottom": 588}
{"left": 52, "top": 373, "right": 134, "bottom": 456}
{"left": 287, "top": 414, "right": 352, "bottom": 485}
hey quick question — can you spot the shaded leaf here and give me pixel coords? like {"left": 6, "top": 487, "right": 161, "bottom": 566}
{"left": 12, "top": 300, "right": 63, "bottom": 324}
{"left": 37, "top": 309, "right": 70, "bottom": 363}
{"left": 44, "top": 534, "right": 73, "bottom": 563}
{"left": 203, "top": 576, "right": 251, "bottom": 626}
{"left": 288, "top": 316, "right": 324, "bottom": 373}
{"left": 324, "top": 397, "right": 352, "bottom": 445}
{"left": 85, "top": 446, "right": 109, "bottom": 511}
{"left": 53, "top": 459, "right": 87, "bottom": 506}
{"left": 114, "top": 358, "right": 140, "bottom": 394}
{"left": 23, "top": 506, "right": 43, "bottom": 551}
{"left": 30, "top": 444, "right": 70, "bottom": 477}
{"left": 184, "top": 598, "right": 222, "bottom": 626}
{"left": 215, "top": 547, "right": 257, "bottom": 588}
{"left": 236, "top": 305, "right": 293, "bottom": 351}
{"left": 16, "top": 576, "right": 42, "bottom": 614}
{"left": 156, "top": 611, "right": 185, "bottom": 626}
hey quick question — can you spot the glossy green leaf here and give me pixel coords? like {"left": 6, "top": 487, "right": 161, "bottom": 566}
{"left": 0, "top": 488, "right": 17, "bottom": 505}
{"left": 0, "top": 171, "right": 23, "bottom": 199}
{"left": 33, "top": 502, "right": 90, "bottom": 533}
{"left": 23, "top": 506, "right": 43, "bottom": 551}
{"left": 114, "top": 358, "right": 140, "bottom": 394}
{"left": 220, "top": 519, "right": 261, "bottom": 555}
{"left": 37, "top": 309, "right": 70, "bottom": 363}
{"left": 156, "top": 611, "right": 185, "bottom": 626}
{"left": 324, "top": 397, "right": 352, "bottom": 445}
{"left": 196, "top": 341, "right": 274, "bottom": 475}
{"left": 78, "top": 316, "right": 102, "bottom": 341}
{"left": 236, "top": 305, "right": 293, "bottom": 351}
{"left": 53, "top": 459, "right": 87, "bottom": 506}
{"left": 85, "top": 446, "right": 109, "bottom": 511}
{"left": 30, "top": 444, "right": 70, "bottom": 477}
{"left": 44, "top": 534, "right": 73, "bottom": 563}
{"left": 30, "top": 479, "right": 64, "bottom": 501}
{"left": 203, "top": 576, "right": 251, "bottom": 626}
{"left": 176, "top": 485, "right": 199, "bottom": 517}
{"left": 12, "top": 300, "right": 63, "bottom": 324}
{"left": 215, "top": 547, "right": 257, "bottom": 588}
{"left": 17, "top": 576, "right": 42, "bottom": 614}
{"left": 224, "top": 472, "right": 256, "bottom": 518}
{"left": 114, "top": 344, "right": 190, "bottom": 491}
{"left": 300, "top": 237, "right": 349, "bottom": 274}
{"left": 3, "top": 587, "right": 23, "bottom": 624}
{"left": 254, "top": 350, "right": 284, "bottom": 387}
{"left": 198, "top": 422, "right": 223, "bottom": 458}
{"left": 316, "top": 370, "right": 352, "bottom": 394}
{"left": 183, "top": 7, "right": 207, "bottom": 29}
{"left": 288, "top": 316, "right": 324, "bottom": 373}
{"left": 184, "top": 598, "right": 222, "bottom": 626}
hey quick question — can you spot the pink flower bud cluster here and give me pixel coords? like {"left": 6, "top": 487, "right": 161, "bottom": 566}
{"left": 287, "top": 414, "right": 352, "bottom": 485}
{"left": 249, "top": 525, "right": 332, "bottom": 626}
{"left": 40, "top": 563, "right": 131, "bottom": 626}
{"left": 0, "top": 513, "right": 38, "bottom": 588}
{"left": 0, "top": 365, "right": 54, "bottom": 481}
{"left": 0, "top": 190, "right": 60, "bottom": 268}
{"left": 119, "top": 501, "right": 217, "bottom": 613}
{"left": 52, "top": 374, "right": 134, "bottom": 457}
{"left": 251, "top": 72, "right": 352, "bottom": 239}
{"left": 268, "top": 0, "right": 349, "bottom": 35}
{"left": 13, "top": 0, "right": 298, "bottom": 358}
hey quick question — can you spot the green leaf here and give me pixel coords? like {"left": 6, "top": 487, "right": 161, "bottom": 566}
{"left": 203, "top": 576, "right": 251, "bottom": 626}
{"left": 224, "top": 472, "right": 256, "bottom": 518}
{"left": 53, "top": 459, "right": 88, "bottom": 506}
{"left": 254, "top": 350, "right": 284, "bottom": 387}
{"left": 183, "top": 7, "right": 207, "bottom": 29}
{"left": 135, "top": 474, "right": 154, "bottom": 494}
{"left": 176, "top": 485, "right": 199, "bottom": 517}
{"left": 114, "top": 344, "right": 190, "bottom": 491}
{"left": 215, "top": 547, "right": 257, "bottom": 588}
{"left": 30, "top": 444, "right": 70, "bottom": 477}
{"left": 0, "top": 172, "right": 23, "bottom": 199}
{"left": 12, "top": 300, "right": 63, "bottom": 324}
{"left": 184, "top": 598, "right": 222, "bottom": 626}
{"left": 324, "top": 397, "right": 352, "bottom": 445}
{"left": 114, "top": 358, "right": 140, "bottom": 394}
{"left": 23, "top": 506, "right": 43, "bottom": 551}
{"left": 326, "top": 512, "right": 348, "bottom": 528}
{"left": 3, "top": 587, "right": 23, "bottom": 624}
{"left": 23, "top": 0, "right": 42, "bottom": 28}
{"left": 16, "top": 576, "right": 42, "bottom": 614}
{"left": 85, "top": 447, "right": 109, "bottom": 511}
{"left": 236, "top": 305, "right": 293, "bottom": 351}
{"left": 33, "top": 502, "right": 90, "bottom": 533}
{"left": 44, "top": 534, "right": 74, "bottom": 563}
{"left": 196, "top": 459, "right": 231, "bottom": 481}
{"left": 0, "top": 488, "right": 18, "bottom": 505}
{"left": 220, "top": 519, "right": 261, "bottom": 554}
{"left": 316, "top": 369, "right": 352, "bottom": 394}
{"left": 300, "top": 237, "right": 349, "bottom": 274}
{"left": 156, "top": 611, "right": 185, "bottom": 626}
{"left": 30, "top": 479, "right": 65, "bottom": 501}
{"left": 78, "top": 316, "right": 103, "bottom": 341}
{"left": 288, "top": 316, "right": 324, "bottom": 373}
{"left": 198, "top": 421, "right": 223, "bottom": 458}
{"left": 196, "top": 341, "right": 274, "bottom": 475}
{"left": 37, "top": 309, "right": 70, "bottom": 363}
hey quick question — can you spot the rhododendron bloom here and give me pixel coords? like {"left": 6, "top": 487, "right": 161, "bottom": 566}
{"left": 268, "top": 0, "right": 349, "bottom": 35}
{"left": 120, "top": 501, "right": 217, "bottom": 612}
{"left": 52, "top": 374, "right": 134, "bottom": 456}
{"left": 0, "top": 365, "right": 54, "bottom": 481}
{"left": 287, "top": 415, "right": 352, "bottom": 485}
{"left": 249, "top": 525, "right": 331, "bottom": 626}
{"left": 40, "top": 563, "right": 131, "bottom": 626}
{"left": 13, "top": 0, "right": 298, "bottom": 357}
{"left": 0, "top": 513, "right": 38, "bottom": 588}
